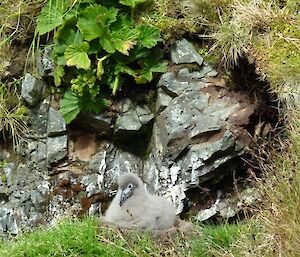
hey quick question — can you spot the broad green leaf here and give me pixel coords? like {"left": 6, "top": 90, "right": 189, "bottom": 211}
{"left": 137, "top": 25, "right": 162, "bottom": 48}
{"left": 60, "top": 91, "right": 82, "bottom": 124}
{"left": 111, "top": 15, "right": 138, "bottom": 55}
{"left": 60, "top": 91, "right": 107, "bottom": 124}
{"left": 119, "top": 0, "right": 147, "bottom": 8}
{"left": 36, "top": 0, "right": 69, "bottom": 35}
{"left": 65, "top": 42, "right": 91, "bottom": 69}
{"left": 55, "top": 27, "right": 83, "bottom": 48}
{"left": 137, "top": 62, "right": 167, "bottom": 84}
{"left": 77, "top": 5, "right": 118, "bottom": 41}
{"left": 53, "top": 27, "right": 83, "bottom": 65}
{"left": 99, "top": 28, "right": 115, "bottom": 53}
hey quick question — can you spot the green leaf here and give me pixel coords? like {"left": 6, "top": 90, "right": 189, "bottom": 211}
{"left": 97, "top": 54, "right": 110, "bottom": 80}
{"left": 77, "top": 5, "right": 118, "bottom": 41}
{"left": 115, "top": 63, "right": 136, "bottom": 77}
{"left": 137, "top": 25, "right": 162, "bottom": 48}
{"left": 137, "top": 62, "right": 167, "bottom": 84}
{"left": 36, "top": 0, "right": 69, "bottom": 35}
{"left": 53, "top": 27, "right": 83, "bottom": 65}
{"left": 60, "top": 91, "right": 108, "bottom": 124}
{"left": 54, "top": 66, "right": 65, "bottom": 86}
{"left": 111, "top": 74, "right": 120, "bottom": 95}
{"left": 99, "top": 28, "right": 115, "bottom": 53}
{"left": 65, "top": 42, "right": 91, "bottom": 69}
{"left": 119, "top": 0, "right": 147, "bottom": 8}
{"left": 60, "top": 91, "right": 82, "bottom": 124}
{"left": 111, "top": 15, "right": 138, "bottom": 55}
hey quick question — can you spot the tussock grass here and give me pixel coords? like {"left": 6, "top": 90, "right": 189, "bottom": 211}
{"left": 0, "top": 217, "right": 245, "bottom": 257}
{"left": 0, "top": 81, "right": 28, "bottom": 149}
{"left": 214, "top": 91, "right": 300, "bottom": 256}
{"left": 208, "top": 0, "right": 300, "bottom": 89}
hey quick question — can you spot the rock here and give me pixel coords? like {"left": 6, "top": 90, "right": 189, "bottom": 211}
{"left": 46, "top": 135, "right": 68, "bottom": 163}
{"left": 142, "top": 68, "right": 254, "bottom": 213}
{"left": 88, "top": 145, "right": 143, "bottom": 196}
{"left": 0, "top": 207, "right": 18, "bottom": 235}
{"left": 158, "top": 71, "right": 208, "bottom": 97}
{"left": 115, "top": 99, "right": 153, "bottom": 132}
{"left": 156, "top": 88, "right": 173, "bottom": 112}
{"left": 177, "top": 65, "right": 218, "bottom": 81}
{"left": 21, "top": 73, "right": 45, "bottom": 106}
{"left": 28, "top": 140, "right": 47, "bottom": 165}
{"left": 114, "top": 99, "right": 154, "bottom": 155}
{"left": 21, "top": 99, "right": 68, "bottom": 166}
{"left": 196, "top": 187, "right": 261, "bottom": 221}
{"left": 158, "top": 72, "right": 189, "bottom": 97}
{"left": 3, "top": 162, "right": 15, "bottom": 187}
{"left": 171, "top": 38, "right": 203, "bottom": 66}
{"left": 47, "top": 108, "right": 66, "bottom": 136}
{"left": 76, "top": 113, "right": 112, "bottom": 135}
{"left": 36, "top": 46, "right": 54, "bottom": 77}
{"left": 0, "top": 163, "right": 50, "bottom": 236}
{"left": 27, "top": 99, "right": 50, "bottom": 136}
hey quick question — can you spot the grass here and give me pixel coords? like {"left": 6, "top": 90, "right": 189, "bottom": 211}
{"left": 0, "top": 217, "right": 245, "bottom": 257}
{"left": 0, "top": 0, "right": 300, "bottom": 256}
{"left": 0, "top": 81, "right": 28, "bottom": 149}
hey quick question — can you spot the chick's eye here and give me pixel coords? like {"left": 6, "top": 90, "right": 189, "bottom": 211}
{"left": 128, "top": 184, "right": 133, "bottom": 189}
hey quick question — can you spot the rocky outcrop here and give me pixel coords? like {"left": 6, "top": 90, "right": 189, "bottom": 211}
{"left": 0, "top": 38, "right": 259, "bottom": 236}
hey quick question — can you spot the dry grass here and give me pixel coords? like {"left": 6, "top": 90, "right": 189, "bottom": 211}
{"left": 212, "top": 85, "right": 300, "bottom": 256}
{"left": 0, "top": 81, "right": 28, "bottom": 149}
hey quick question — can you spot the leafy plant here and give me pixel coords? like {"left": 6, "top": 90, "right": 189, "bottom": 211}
{"left": 36, "top": 0, "right": 167, "bottom": 123}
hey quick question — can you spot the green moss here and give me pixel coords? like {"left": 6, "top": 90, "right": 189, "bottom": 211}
{"left": 254, "top": 16, "right": 300, "bottom": 90}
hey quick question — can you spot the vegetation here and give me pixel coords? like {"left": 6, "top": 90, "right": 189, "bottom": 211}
{"left": 0, "top": 0, "right": 300, "bottom": 256}
{"left": 35, "top": 0, "right": 167, "bottom": 124}
{"left": 0, "top": 81, "right": 28, "bottom": 148}
{"left": 0, "top": 0, "right": 42, "bottom": 148}
{"left": 0, "top": 217, "right": 244, "bottom": 256}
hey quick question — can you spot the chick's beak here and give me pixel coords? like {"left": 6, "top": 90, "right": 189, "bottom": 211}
{"left": 120, "top": 186, "right": 133, "bottom": 206}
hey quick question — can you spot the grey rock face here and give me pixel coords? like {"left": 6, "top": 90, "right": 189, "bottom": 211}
{"left": 196, "top": 187, "right": 261, "bottom": 221}
{"left": 115, "top": 99, "right": 154, "bottom": 133}
{"left": 22, "top": 99, "right": 67, "bottom": 166}
{"left": 87, "top": 145, "right": 143, "bottom": 197}
{"left": 21, "top": 74, "right": 45, "bottom": 106}
{"left": 47, "top": 108, "right": 66, "bottom": 136}
{"left": 171, "top": 38, "right": 204, "bottom": 66}
{"left": 142, "top": 68, "right": 254, "bottom": 213}
{"left": 0, "top": 163, "right": 50, "bottom": 236}
{"left": 37, "top": 46, "right": 54, "bottom": 77}
{"left": 46, "top": 135, "right": 68, "bottom": 163}
{"left": 0, "top": 207, "right": 18, "bottom": 235}
{"left": 0, "top": 39, "right": 257, "bottom": 237}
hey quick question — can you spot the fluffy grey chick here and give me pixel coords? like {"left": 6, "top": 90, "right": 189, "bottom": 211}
{"left": 103, "top": 172, "right": 177, "bottom": 230}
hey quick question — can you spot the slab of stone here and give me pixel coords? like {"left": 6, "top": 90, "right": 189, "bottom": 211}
{"left": 114, "top": 99, "right": 154, "bottom": 133}
{"left": 0, "top": 207, "right": 18, "bottom": 235}
{"left": 156, "top": 88, "right": 173, "bottom": 113}
{"left": 47, "top": 107, "right": 66, "bottom": 136}
{"left": 21, "top": 73, "right": 45, "bottom": 106}
{"left": 171, "top": 38, "right": 204, "bottom": 66}
{"left": 46, "top": 135, "right": 68, "bottom": 163}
